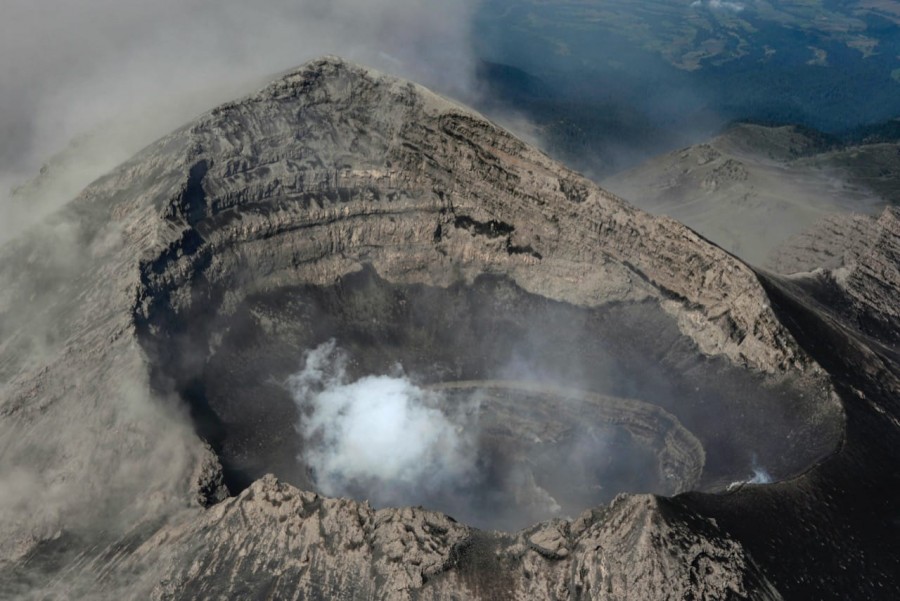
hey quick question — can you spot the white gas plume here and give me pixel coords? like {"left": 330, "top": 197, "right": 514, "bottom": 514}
{"left": 288, "top": 340, "right": 479, "bottom": 508}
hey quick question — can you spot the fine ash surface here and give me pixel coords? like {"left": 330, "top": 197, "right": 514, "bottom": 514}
{"left": 603, "top": 123, "right": 894, "bottom": 267}
{"left": 0, "top": 56, "right": 896, "bottom": 599}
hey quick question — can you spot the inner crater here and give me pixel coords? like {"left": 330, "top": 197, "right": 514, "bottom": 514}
{"left": 144, "top": 265, "right": 840, "bottom": 531}
{"left": 421, "top": 381, "right": 704, "bottom": 529}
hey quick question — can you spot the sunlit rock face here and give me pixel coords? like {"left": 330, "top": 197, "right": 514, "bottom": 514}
{"left": 13, "top": 57, "right": 900, "bottom": 601}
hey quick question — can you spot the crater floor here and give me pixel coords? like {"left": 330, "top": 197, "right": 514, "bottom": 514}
{"left": 147, "top": 266, "right": 836, "bottom": 526}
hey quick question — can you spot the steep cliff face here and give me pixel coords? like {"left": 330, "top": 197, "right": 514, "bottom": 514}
{"left": 0, "top": 57, "right": 878, "bottom": 600}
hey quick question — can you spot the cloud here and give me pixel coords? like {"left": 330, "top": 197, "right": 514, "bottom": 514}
{"left": 0, "top": 0, "right": 478, "bottom": 244}
{"left": 749, "top": 454, "right": 773, "bottom": 484}
{"left": 691, "top": 0, "right": 746, "bottom": 12}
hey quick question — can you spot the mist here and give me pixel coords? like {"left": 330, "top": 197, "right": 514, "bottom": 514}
{"left": 0, "top": 0, "right": 479, "bottom": 244}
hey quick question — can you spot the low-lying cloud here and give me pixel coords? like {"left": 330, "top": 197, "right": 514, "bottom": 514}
{"left": 691, "top": 0, "right": 745, "bottom": 12}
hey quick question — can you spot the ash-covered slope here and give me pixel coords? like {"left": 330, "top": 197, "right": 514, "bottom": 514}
{"left": 1, "top": 57, "right": 896, "bottom": 599}
{"left": 602, "top": 123, "right": 895, "bottom": 267}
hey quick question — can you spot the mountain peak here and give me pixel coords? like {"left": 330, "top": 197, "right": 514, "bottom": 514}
{"left": 231, "top": 54, "right": 478, "bottom": 124}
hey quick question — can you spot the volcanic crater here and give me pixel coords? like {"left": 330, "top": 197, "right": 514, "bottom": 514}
{"left": 142, "top": 261, "right": 837, "bottom": 530}
{"left": 122, "top": 58, "right": 846, "bottom": 537}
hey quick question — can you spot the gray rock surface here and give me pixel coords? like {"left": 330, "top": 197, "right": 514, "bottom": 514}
{"left": 127, "top": 59, "right": 813, "bottom": 375}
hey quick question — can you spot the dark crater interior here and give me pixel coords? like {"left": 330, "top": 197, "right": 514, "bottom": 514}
{"left": 141, "top": 265, "right": 840, "bottom": 530}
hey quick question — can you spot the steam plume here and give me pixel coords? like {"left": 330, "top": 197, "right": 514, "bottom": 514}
{"left": 288, "top": 340, "right": 478, "bottom": 508}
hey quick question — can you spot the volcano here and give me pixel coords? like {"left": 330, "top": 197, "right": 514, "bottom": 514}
{"left": 1, "top": 57, "right": 898, "bottom": 600}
